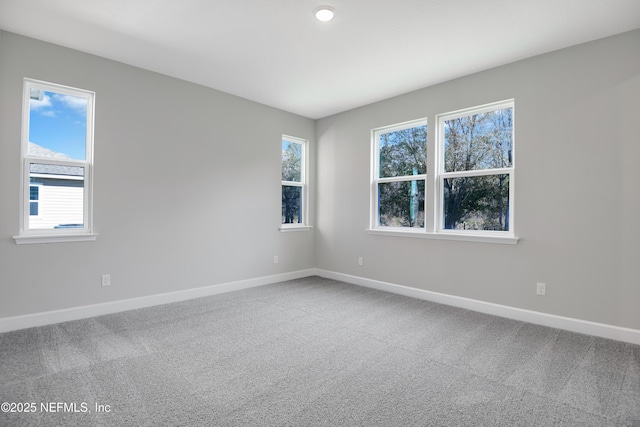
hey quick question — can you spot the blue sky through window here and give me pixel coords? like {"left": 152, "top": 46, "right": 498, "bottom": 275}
{"left": 29, "top": 90, "right": 87, "bottom": 161}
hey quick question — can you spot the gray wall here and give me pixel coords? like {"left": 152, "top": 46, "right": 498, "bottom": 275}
{"left": 316, "top": 29, "right": 640, "bottom": 330}
{"left": 2, "top": 29, "right": 639, "bottom": 332}
{"left": 0, "top": 31, "right": 316, "bottom": 318}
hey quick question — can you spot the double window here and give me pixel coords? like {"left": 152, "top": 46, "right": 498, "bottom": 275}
{"left": 371, "top": 100, "right": 516, "bottom": 243}
{"left": 281, "top": 135, "right": 309, "bottom": 230}
{"left": 15, "top": 79, "right": 96, "bottom": 243}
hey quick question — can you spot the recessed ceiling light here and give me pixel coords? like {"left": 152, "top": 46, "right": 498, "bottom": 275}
{"left": 315, "top": 6, "right": 335, "bottom": 22}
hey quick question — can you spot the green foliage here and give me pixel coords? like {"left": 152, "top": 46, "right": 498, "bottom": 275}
{"left": 379, "top": 180, "right": 425, "bottom": 228}
{"left": 444, "top": 109, "right": 512, "bottom": 172}
{"left": 282, "top": 142, "right": 301, "bottom": 182}
{"left": 443, "top": 175, "right": 509, "bottom": 231}
{"left": 282, "top": 185, "right": 301, "bottom": 224}
{"left": 379, "top": 126, "right": 427, "bottom": 178}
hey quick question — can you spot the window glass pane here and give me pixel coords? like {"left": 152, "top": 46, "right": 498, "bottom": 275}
{"left": 443, "top": 174, "right": 510, "bottom": 231}
{"left": 444, "top": 107, "right": 512, "bottom": 172}
{"left": 30, "top": 185, "right": 39, "bottom": 201}
{"left": 29, "top": 185, "right": 39, "bottom": 216}
{"left": 29, "top": 163, "right": 85, "bottom": 229}
{"left": 28, "top": 90, "right": 87, "bottom": 161}
{"left": 378, "top": 180, "right": 425, "bottom": 228}
{"left": 282, "top": 185, "right": 302, "bottom": 224}
{"left": 282, "top": 141, "right": 302, "bottom": 182}
{"left": 379, "top": 125, "right": 427, "bottom": 178}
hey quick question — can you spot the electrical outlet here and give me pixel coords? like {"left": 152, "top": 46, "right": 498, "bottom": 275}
{"left": 102, "top": 274, "right": 111, "bottom": 287}
{"left": 273, "top": 255, "right": 279, "bottom": 264}
{"left": 358, "top": 257, "right": 364, "bottom": 266}
{"left": 536, "top": 282, "right": 546, "bottom": 296}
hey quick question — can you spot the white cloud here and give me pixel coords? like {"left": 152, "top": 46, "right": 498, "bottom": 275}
{"left": 52, "top": 93, "right": 87, "bottom": 114}
{"left": 29, "top": 94, "right": 52, "bottom": 110}
{"left": 30, "top": 92, "right": 87, "bottom": 119}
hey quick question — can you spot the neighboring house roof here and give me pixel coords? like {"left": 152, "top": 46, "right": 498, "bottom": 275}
{"left": 29, "top": 142, "right": 72, "bottom": 160}
{"left": 29, "top": 142, "right": 84, "bottom": 177}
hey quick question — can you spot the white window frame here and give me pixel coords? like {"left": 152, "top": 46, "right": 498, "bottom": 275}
{"left": 280, "top": 135, "right": 311, "bottom": 231}
{"left": 14, "top": 78, "right": 97, "bottom": 244}
{"left": 371, "top": 118, "right": 428, "bottom": 230}
{"left": 436, "top": 100, "right": 515, "bottom": 239}
{"left": 369, "top": 100, "right": 518, "bottom": 245}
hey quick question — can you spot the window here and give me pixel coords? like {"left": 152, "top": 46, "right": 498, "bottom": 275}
{"left": 281, "top": 135, "right": 309, "bottom": 230}
{"left": 370, "top": 100, "right": 516, "bottom": 244}
{"left": 372, "top": 119, "right": 428, "bottom": 229}
{"left": 438, "top": 101, "right": 514, "bottom": 234}
{"left": 15, "top": 78, "right": 96, "bottom": 244}
{"left": 29, "top": 184, "right": 40, "bottom": 216}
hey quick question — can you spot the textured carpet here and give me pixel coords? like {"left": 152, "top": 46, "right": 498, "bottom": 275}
{"left": 1, "top": 276, "right": 639, "bottom": 426}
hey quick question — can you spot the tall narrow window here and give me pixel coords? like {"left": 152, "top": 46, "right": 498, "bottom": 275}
{"left": 372, "top": 119, "right": 428, "bottom": 229}
{"left": 16, "top": 79, "right": 96, "bottom": 243}
{"left": 281, "top": 135, "right": 308, "bottom": 229}
{"left": 438, "top": 100, "right": 514, "bottom": 234}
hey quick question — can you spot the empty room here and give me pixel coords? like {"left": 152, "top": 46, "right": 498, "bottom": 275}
{"left": 1, "top": 0, "right": 639, "bottom": 425}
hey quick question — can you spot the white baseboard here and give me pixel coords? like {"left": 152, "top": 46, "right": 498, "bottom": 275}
{"left": 315, "top": 269, "right": 640, "bottom": 346}
{"left": 0, "top": 269, "right": 315, "bottom": 333}
{"left": 3, "top": 267, "right": 639, "bottom": 346}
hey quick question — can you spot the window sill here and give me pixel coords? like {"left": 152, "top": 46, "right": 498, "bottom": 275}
{"left": 279, "top": 225, "right": 313, "bottom": 233}
{"left": 367, "top": 228, "right": 519, "bottom": 245}
{"left": 13, "top": 233, "right": 99, "bottom": 245}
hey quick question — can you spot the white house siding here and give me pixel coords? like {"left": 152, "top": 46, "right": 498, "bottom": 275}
{"left": 29, "top": 178, "right": 84, "bottom": 229}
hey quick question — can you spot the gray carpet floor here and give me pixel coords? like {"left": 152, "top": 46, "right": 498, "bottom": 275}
{"left": 1, "top": 276, "right": 639, "bottom": 426}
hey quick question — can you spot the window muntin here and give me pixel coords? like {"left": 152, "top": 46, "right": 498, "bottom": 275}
{"left": 20, "top": 79, "right": 94, "bottom": 236}
{"left": 281, "top": 136, "right": 307, "bottom": 227}
{"left": 372, "top": 119, "right": 428, "bottom": 229}
{"left": 438, "top": 101, "right": 514, "bottom": 234}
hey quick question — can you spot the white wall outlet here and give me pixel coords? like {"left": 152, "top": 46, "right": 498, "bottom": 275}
{"left": 102, "top": 274, "right": 111, "bottom": 287}
{"left": 358, "top": 257, "right": 364, "bottom": 266}
{"left": 536, "top": 282, "right": 546, "bottom": 296}
{"left": 273, "top": 255, "right": 279, "bottom": 264}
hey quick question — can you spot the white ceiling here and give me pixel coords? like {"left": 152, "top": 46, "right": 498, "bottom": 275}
{"left": 1, "top": 0, "right": 639, "bottom": 119}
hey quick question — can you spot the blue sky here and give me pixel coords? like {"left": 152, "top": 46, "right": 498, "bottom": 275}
{"left": 29, "top": 91, "right": 87, "bottom": 160}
